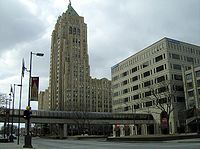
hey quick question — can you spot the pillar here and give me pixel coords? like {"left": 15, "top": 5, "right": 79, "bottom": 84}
{"left": 141, "top": 124, "right": 147, "bottom": 135}
{"left": 120, "top": 125, "right": 125, "bottom": 137}
{"left": 112, "top": 125, "right": 116, "bottom": 137}
{"left": 59, "top": 124, "right": 68, "bottom": 139}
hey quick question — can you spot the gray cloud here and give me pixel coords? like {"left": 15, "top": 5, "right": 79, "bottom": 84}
{"left": 0, "top": 0, "right": 46, "bottom": 53}
{"left": 0, "top": 0, "right": 199, "bottom": 96}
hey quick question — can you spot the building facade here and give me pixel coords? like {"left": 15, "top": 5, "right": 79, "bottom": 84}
{"left": 183, "top": 65, "right": 200, "bottom": 109}
{"left": 48, "top": 2, "right": 111, "bottom": 112}
{"left": 38, "top": 89, "right": 49, "bottom": 111}
{"left": 111, "top": 37, "right": 200, "bottom": 134}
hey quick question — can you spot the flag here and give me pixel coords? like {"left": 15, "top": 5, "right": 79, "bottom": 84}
{"left": 30, "top": 77, "right": 39, "bottom": 101}
{"left": 22, "top": 58, "right": 26, "bottom": 77}
{"left": 10, "top": 84, "right": 13, "bottom": 94}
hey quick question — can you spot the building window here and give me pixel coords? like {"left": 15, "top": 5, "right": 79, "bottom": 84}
{"left": 69, "top": 26, "right": 72, "bottom": 34}
{"left": 173, "top": 64, "right": 182, "bottom": 70}
{"left": 124, "top": 97, "right": 129, "bottom": 102}
{"left": 159, "top": 98, "right": 167, "bottom": 104}
{"left": 144, "top": 80, "right": 151, "bottom": 87}
{"left": 156, "top": 65, "right": 164, "bottom": 72}
{"left": 133, "top": 94, "right": 139, "bottom": 100}
{"left": 146, "top": 101, "right": 152, "bottom": 107}
{"left": 177, "top": 97, "right": 185, "bottom": 102}
{"left": 188, "top": 90, "right": 194, "bottom": 97}
{"left": 155, "top": 55, "right": 163, "bottom": 62}
{"left": 145, "top": 91, "right": 151, "bottom": 97}
{"left": 174, "top": 74, "right": 182, "bottom": 80}
{"left": 187, "top": 57, "right": 194, "bottom": 62}
{"left": 124, "top": 106, "right": 129, "bottom": 111}
{"left": 157, "top": 76, "right": 165, "bottom": 83}
{"left": 144, "top": 71, "right": 150, "bottom": 77}
{"left": 134, "top": 104, "right": 140, "bottom": 109}
{"left": 132, "top": 85, "right": 139, "bottom": 91}
{"left": 196, "top": 70, "right": 200, "bottom": 77}
{"left": 132, "top": 76, "right": 138, "bottom": 82}
{"left": 77, "top": 28, "right": 80, "bottom": 35}
{"left": 122, "top": 71, "right": 128, "bottom": 77}
{"left": 172, "top": 53, "right": 180, "bottom": 60}
{"left": 142, "top": 61, "right": 149, "bottom": 68}
{"left": 131, "top": 67, "right": 138, "bottom": 73}
{"left": 123, "top": 88, "right": 129, "bottom": 94}
{"left": 186, "top": 73, "right": 192, "bottom": 80}
{"left": 73, "top": 27, "right": 76, "bottom": 34}
{"left": 158, "top": 87, "right": 167, "bottom": 93}
{"left": 187, "top": 82, "right": 193, "bottom": 89}
{"left": 113, "top": 75, "right": 119, "bottom": 81}
{"left": 175, "top": 85, "right": 184, "bottom": 91}
{"left": 122, "top": 80, "right": 128, "bottom": 85}
{"left": 197, "top": 80, "right": 200, "bottom": 87}
{"left": 113, "top": 92, "right": 119, "bottom": 97}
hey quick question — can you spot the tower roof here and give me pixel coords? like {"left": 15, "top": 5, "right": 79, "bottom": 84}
{"left": 66, "top": 1, "right": 79, "bottom": 16}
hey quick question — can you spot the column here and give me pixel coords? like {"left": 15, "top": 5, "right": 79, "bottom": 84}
{"left": 130, "top": 125, "right": 134, "bottom": 136}
{"left": 112, "top": 125, "right": 116, "bottom": 137}
{"left": 120, "top": 125, "right": 125, "bottom": 137}
{"left": 63, "top": 124, "right": 68, "bottom": 138}
{"left": 141, "top": 124, "right": 147, "bottom": 135}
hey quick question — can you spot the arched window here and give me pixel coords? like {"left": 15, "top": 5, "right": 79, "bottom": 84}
{"left": 77, "top": 28, "right": 80, "bottom": 35}
{"left": 73, "top": 27, "right": 76, "bottom": 35}
{"left": 69, "top": 26, "right": 72, "bottom": 34}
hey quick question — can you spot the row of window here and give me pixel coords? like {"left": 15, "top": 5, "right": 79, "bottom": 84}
{"left": 186, "top": 70, "right": 200, "bottom": 81}
{"left": 113, "top": 54, "right": 165, "bottom": 80}
{"left": 113, "top": 96, "right": 185, "bottom": 112}
{"left": 69, "top": 26, "right": 80, "bottom": 35}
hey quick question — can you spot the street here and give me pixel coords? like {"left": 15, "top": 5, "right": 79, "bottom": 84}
{"left": 1, "top": 137, "right": 200, "bottom": 149}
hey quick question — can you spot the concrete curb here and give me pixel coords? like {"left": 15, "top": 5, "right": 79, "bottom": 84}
{"left": 107, "top": 134, "right": 200, "bottom": 142}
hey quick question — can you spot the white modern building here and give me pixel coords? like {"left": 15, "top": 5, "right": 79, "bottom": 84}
{"left": 111, "top": 37, "right": 200, "bottom": 134}
{"left": 183, "top": 65, "right": 200, "bottom": 109}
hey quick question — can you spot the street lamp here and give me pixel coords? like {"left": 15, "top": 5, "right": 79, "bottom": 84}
{"left": 10, "top": 84, "right": 21, "bottom": 142}
{"left": 24, "top": 52, "right": 44, "bottom": 148}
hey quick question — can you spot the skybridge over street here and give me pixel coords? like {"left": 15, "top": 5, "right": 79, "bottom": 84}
{"left": 0, "top": 109, "right": 155, "bottom": 137}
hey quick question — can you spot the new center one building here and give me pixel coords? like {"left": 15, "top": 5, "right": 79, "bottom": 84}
{"left": 111, "top": 37, "right": 200, "bottom": 134}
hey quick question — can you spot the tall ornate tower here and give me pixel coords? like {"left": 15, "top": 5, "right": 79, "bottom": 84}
{"left": 49, "top": 2, "right": 111, "bottom": 112}
{"left": 49, "top": 2, "right": 90, "bottom": 111}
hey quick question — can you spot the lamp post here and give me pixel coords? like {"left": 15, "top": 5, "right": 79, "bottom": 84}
{"left": 10, "top": 84, "right": 21, "bottom": 142}
{"left": 17, "top": 59, "right": 25, "bottom": 145}
{"left": 23, "top": 52, "right": 44, "bottom": 148}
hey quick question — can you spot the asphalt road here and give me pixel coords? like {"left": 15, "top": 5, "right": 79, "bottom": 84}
{"left": 30, "top": 137, "right": 200, "bottom": 149}
{"left": 1, "top": 137, "right": 200, "bottom": 149}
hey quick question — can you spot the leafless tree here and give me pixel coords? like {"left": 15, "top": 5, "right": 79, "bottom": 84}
{"left": 147, "top": 80, "right": 177, "bottom": 134}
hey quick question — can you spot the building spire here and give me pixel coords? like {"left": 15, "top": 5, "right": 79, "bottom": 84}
{"left": 69, "top": 0, "right": 71, "bottom": 5}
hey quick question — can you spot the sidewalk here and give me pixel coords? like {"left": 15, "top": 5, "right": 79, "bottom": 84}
{"left": 107, "top": 134, "right": 200, "bottom": 142}
{"left": 0, "top": 142, "right": 42, "bottom": 149}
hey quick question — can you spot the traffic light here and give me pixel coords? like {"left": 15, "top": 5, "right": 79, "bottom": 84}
{"left": 23, "top": 110, "right": 31, "bottom": 119}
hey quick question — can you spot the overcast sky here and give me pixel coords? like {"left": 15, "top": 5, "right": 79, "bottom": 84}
{"left": 0, "top": 0, "right": 199, "bottom": 110}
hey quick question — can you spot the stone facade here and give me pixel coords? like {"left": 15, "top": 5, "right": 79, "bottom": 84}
{"left": 111, "top": 37, "right": 200, "bottom": 134}
{"left": 48, "top": 3, "right": 111, "bottom": 112}
{"left": 38, "top": 89, "right": 49, "bottom": 110}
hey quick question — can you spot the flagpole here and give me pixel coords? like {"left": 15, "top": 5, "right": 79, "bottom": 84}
{"left": 17, "top": 59, "right": 24, "bottom": 145}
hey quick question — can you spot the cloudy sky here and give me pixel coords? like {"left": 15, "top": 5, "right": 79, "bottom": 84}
{"left": 0, "top": 0, "right": 199, "bottom": 110}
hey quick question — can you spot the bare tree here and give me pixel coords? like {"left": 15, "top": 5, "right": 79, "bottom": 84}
{"left": 147, "top": 80, "right": 177, "bottom": 134}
